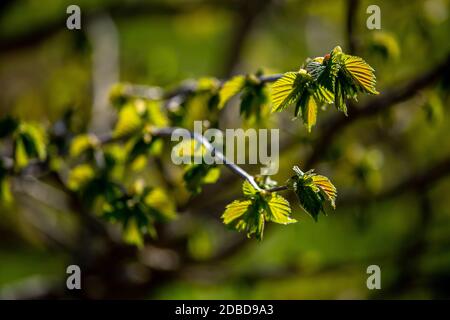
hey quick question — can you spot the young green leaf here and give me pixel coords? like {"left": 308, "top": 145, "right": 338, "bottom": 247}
{"left": 67, "top": 164, "right": 96, "bottom": 191}
{"left": 311, "top": 174, "right": 337, "bottom": 208}
{"left": 218, "top": 75, "right": 246, "bottom": 109}
{"left": 222, "top": 181, "right": 296, "bottom": 240}
{"left": 144, "top": 187, "right": 177, "bottom": 220}
{"left": 290, "top": 166, "right": 337, "bottom": 221}
{"left": 222, "top": 199, "right": 253, "bottom": 225}
{"left": 271, "top": 71, "right": 308, "bottom": 112}
{"left": 13, "top": 122, "right": 47, "bottom": 169}
{"left": 265, "top": 194, "right": 297, "bottom": 224}
{"left": 295, "top": 93, "right": 318, "bottom": 132}
{"left": 0, "top": 164, "right": 13, "bottom": 205}
{"left": 113, "top": 102, "right": 143, "bottom": 138}
{"left": 340, "top": 54, "right": 379, "bottom": 95}
{"left": 222, "top": 199, "right": 265, "bottom": 240}
{"left": 69, "top": 134, "right": 98, "bottom": 158}
{"left": 14, "top": 137, "right": 29, "bottom": 170}
{"left": 183, "top": 164, "right": 221, "bottom": 195}
{"left": 123, "top": 217, "right": 144, "bottom": 247}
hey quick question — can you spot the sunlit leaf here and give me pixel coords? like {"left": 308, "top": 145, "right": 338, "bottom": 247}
{"left": 266, "top": 194, "right": 296, "bottom": 224}
{"left": 311, "top": 175, "right": 337, "bottom": 208}
{"left": 218, "top": 75, "right": 246, "bottom": 109}
{"left": 67, "top": 164, "right": 96, "bottom": 191}
{"left": 14, "top": 123, "right": 47, "bottom": 166}
{"left": 123, "top": 217, "right": 144, "bottom": 248}
{"left": 113, "top": 103, "right": 143, "bottom": 138}
{"left": 222, "top": 181, "right": 297, "bottom": 240}
{"left": 242, "top": 179, "right": 257, "bottom": 196}
{"left": 271, "top": 71, "right": 304, "bottom": 112}
{"left": 315, "top": 47, "right": 342, "bottom": 93}
{"left": 144, "top": 187, "right": 177, "bottom": 220}
{"left": 146, "top": 100, "right": 169, "bottom": 126}
{"left": 222, "top": 199, "right": 264, "bottom": 240}
{"left": 341, "top": 54, "right": 379, "bottom": 95}
{"left": 183, "top": 164, "right": 220, "bottom": 195}
{"left": 0, "top": 176, "right": 13, "bottom": 205}
{"left": 334, "top": 78, "right": 347, "bottom": 115}
{"left": 298, "top": 94, "right": 318, "bottom": 132}
{"left": 69, "top": 134, "right": 98, "bottom": 158}
{"left": 222, "top": 199, "right": 253, "bottom": 225}
{"left": 14, "top": 137, "right": 29, "bottom": 170}
{"left": 202, "top": 167, "right": 221, "bottom": 184}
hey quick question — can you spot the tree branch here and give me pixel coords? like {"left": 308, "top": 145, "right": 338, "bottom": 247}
{"left": 220, "top": 0, "right": 274, "bottom": 77}
{"left": 339, "top": 155, "right": 450, "bottom": 206}
{"left": 346, "top": 0, "right": 360, "bottom": 54}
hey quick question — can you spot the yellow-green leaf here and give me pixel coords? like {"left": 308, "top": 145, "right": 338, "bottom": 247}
{"left": 242, "top": 179, "right": 257, "bottom": 196}
{"left": 271, "top": 72, "right": 298, "bottom": 112}
{"left": 14, "top": 138, "right": 28, "bottom": 170}
{"left": 266, "top": 194, "right": 296, "bottom": 224}
{"left": 302, "top": 96, "right": 318, "bottom": 132}
{"left": 123, "top": 218, "right": 144, "bottom": 248}
{"left": 311, "top": 175, "right": 337, "bottom": 208}
{"left": 69, "top": 134, "right": 98, "bottom": 158}
{"left": 144, "top": 188, "right": 177, "bottom": 220}
{"left": 67, "top": 164, "right": 95, "bottom": 191}
{"left": 218, "top": 75, "right": 246, "bottom": 109}
{"left": 113, "top": 103, "right": 142, "bottom": 138}
{"left": 222, "top": 199, "right": 252, "bottom": 225}
{"left": 147, "top": 100, "right": 169, "bottom": 126}
{"left": 203, "top": 167, "right": 221, "bottom": 184}
{"left": 0, "top": 177, "right": 13, "bottom": 205}
{"left": 341, "top": 55, "right": 379, "bottom": 95}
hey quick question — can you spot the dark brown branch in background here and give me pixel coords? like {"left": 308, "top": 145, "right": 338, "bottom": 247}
{"left": 346, "top": 0, "right": 360, "bottom": 54}
{"left": 0, "top": 0, "right": 242, "bottom": 54}
{"left": 220, "top": 0, "right": 274, "bottom": 77}
{"left": 339, "top": 155, "right": 450, "bottom": 206}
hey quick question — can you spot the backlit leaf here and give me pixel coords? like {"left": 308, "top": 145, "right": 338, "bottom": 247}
{"left": 14, "top": 137, "right": 29, "bottom": 170}
{"left": 242, "top": 179, "right": 257, "bottom": 196}
{"left": 70, "top": 134, "right": 98, "bottom": 158}
{"left": 311, "top": 175, "right": 337, "bottom": 208}
{"left": 67, "top": 164, "right": 96, "bottom": 191}
{"left": 123, "top": 218, "right": 144, "bottom": 248}
{"left": 266, "top": 194, "right": 296, "bottom": 224}
{"left": 218, "top": 75, "right": 246, "bottom": 109}
{"left": 271, "top": 72, "right": 301, "bottom": 112}
{"left": 300, "top": 95, "right": 318, "bottom": 132}
{"left": 144, "top": 187, "right": 177, "bottom": 220}
{"left": 113, "top": 103, "right": 143, "bottom": 138}
{"left": 341, "top": 54, "right": 379, "bottom": 95}
{"left": 222, "top": 181, "right": 297, "bottom": 240}
{"left": 290, "top": 166, "right": 337, "bottom": 221}
{"left": 222, "top": 199, "right": 253, "bottom": 225}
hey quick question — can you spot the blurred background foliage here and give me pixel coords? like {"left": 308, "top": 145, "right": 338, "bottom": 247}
{"left": 0, "top": 0, "right": 450, "bottom": 299}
